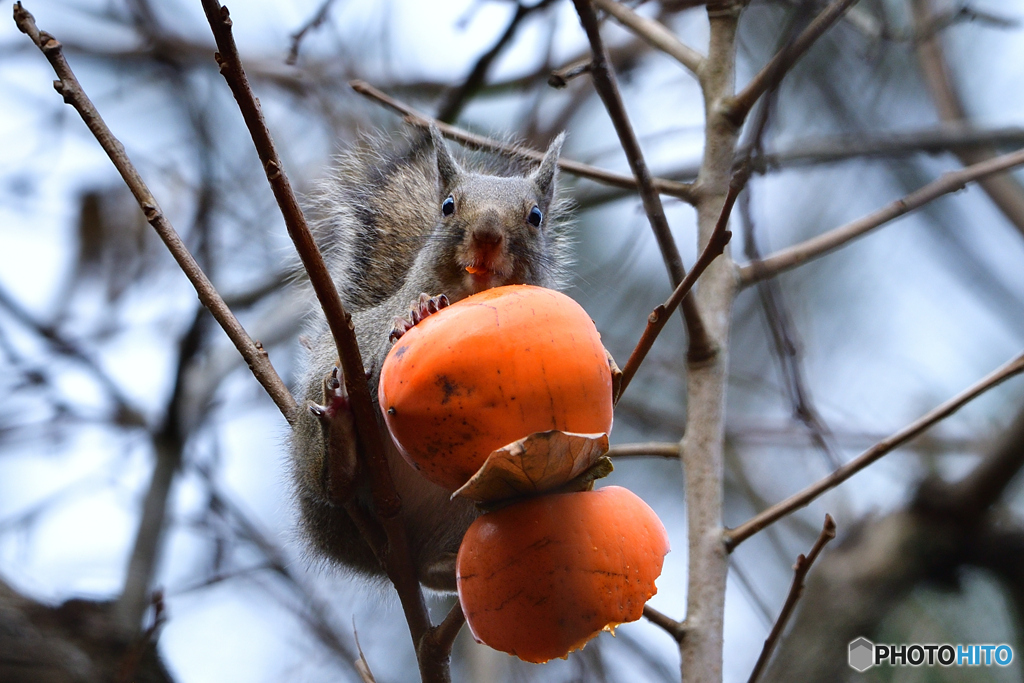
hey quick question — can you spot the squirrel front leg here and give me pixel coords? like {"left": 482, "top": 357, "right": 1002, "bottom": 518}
{"left": 307, "top": 365, "right": 359, "bottom": 504}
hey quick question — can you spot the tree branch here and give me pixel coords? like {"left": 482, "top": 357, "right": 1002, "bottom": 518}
{"left": 417, "top": 603, "right": 465, "bottom": 683}
{"left": 675, "top": 3, "right": 742, "bottom": 680}
{"left": 643, "top": 605, "right": 687, "bottom": 643}
{"left": 738, "top": 145, "right": 1024, "bottom": 286}
{"left": 436, "top": 0, "right": 555, "bottom": 123}
{"left": 591, "top": 0, "right": 704, "bottom": 76}
{"left": 724, "top": 0, "right": 858, "bottom": 126}
{"left": 12, "top": 2, "right": 297, "bottom": 423}
{"left": 725, "top": 350, "right": 1024, "bottom": 550}
{"left": 350, "top": 79, "right": 698, "bottom": 203}
{"left": 910, "top": 0, "right": 1024, "bottom": 240}
{"left": 573, "top": 0, "right": 715, "bottom": 363}
{"left": 607, "top": 442, "right": 683, "bottom": 458}
{"left": 198, "top": 0, "right": 433, "bottom": 656}
{"left": 286, "top": 0, "right": 338, "bottom": 65}
{"left": 616, "top": 170, "right": 737, "bottom": 399}
{"left": 746, "top": 514, "right": 836, "bottom": 683}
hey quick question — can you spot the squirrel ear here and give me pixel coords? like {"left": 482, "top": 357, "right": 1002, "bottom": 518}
{"left": 531, "top": 132, "right": 565, "bottom": 205}
{"left": 430, "top": 126, "right": 462, "bottom": 193}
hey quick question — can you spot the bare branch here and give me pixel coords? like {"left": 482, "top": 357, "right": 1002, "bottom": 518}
{"left": 417, "top": 603, "right": 465, "bottom": 682}
{"left": 548, "top": 56, "right": 592, "bottom": 87}
{"left": 591, "top": 0, "right": 704, "bottom": 76}
{"left": 739, "top": 145, "right": 1024, "bottom": 286}
{"left": 677, "top": 4, "right": 742, "bottom": 679}
{"left": 350, "top": 80, "right": 698, "bottom": 203}
{"left": 725, "top": 350, "right": 1024, "bottom": 550}
{"left": 643, "top": 605, "right": 687, "bottom": 643}
{"left": 725, "top": 0, "right": 859, "bottom": 126}
{"left": 198, "top": 0, "right": 434, "bottom": 653}
{"left": 749, "top": 124, "right": 1024, "bottom": 170}
{"left": 607, "top": 442, "right": 682, "bottom": 458}
{"left": 746, "top": 514, "right": 836, "bottom": 683}
{"left": 0, "top": 283, "right": 145, "bottom": 429}
{"left": 436, "top": 0, "right": 556, "bottom": 123}
{"left": 926, "top": 404, "right": 1024, "bottom": 520}
{"left": 911, "top": 0, "right": 1024, "bottom": 240}
{"left": 616, "top": 169, "right": 737, "bottom": 399}
{"left": 572, "top": 0, "right": 715, "bottom": 362}
{"left": 116, "top": 306, "right": 205, "bottom": 634}
{"left": 740, "top": 190, "right": 842, "bottom": 470}
{"left": 286, "top": 0, "right": 338, "bottom": 65}
{"left": 12, "top": 2, "right": 298, "bottom": 422}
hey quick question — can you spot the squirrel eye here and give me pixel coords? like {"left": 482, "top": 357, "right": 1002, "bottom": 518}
{"left": 441, "top": 195, "right": 455, "bottom": 217}
{"left": 527, "top": 205, "right": 543, "bottom": 227}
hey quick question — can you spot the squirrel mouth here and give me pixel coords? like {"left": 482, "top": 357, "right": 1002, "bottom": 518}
{"left": 463, "top": 262, "right": 513, "bottom": 292}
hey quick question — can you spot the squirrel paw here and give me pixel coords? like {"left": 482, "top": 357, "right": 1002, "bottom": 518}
{"left": 310, "top": 366, "right": 349, "bottom": 421}
{"left": 309, "top": 366, "right": 359, "bottom": 504}
{"left": 389, "top": 293, "right": 449, "bottom": 343}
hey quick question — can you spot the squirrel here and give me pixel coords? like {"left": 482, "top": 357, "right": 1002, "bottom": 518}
{"left": 290, "top": 126, "right": 571, "bottom": 591}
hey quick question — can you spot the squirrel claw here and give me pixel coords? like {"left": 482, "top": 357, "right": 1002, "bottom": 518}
{"left": 311, "top": 365, "right": 358, "bottom": 504}
{"left": 389, "top": 293, "right": 449, "bottom": 343}
{"left": 312, "top": 366, "right": 350, "bottom": 422}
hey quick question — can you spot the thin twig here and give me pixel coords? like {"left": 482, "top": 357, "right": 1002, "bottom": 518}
{"left": 746, "top": 514, "right": 836, "bottom": 683}
{"left": 725, "top": 350, "right": 1024, "bottom": 550}
{"left": 350, "top": 80, "right": 698, "bottom": 203}
{"left": 616, "top": 169, "right": 738, "bottom": 398}
{"left": 643, "top": 605, "right": 687, "bottom": 643}
{"left": 12, "top": 2, "right": 297, "bottom": 422}
{"left": 0, "top": 282, "right": 146, "bottom": 428}
{"left": 738, "top": 145, "right": 1024, "bottom": 286}
{"left": 591, "top": 0, "right": 704, "bottom": 75}
{"left": 198, "top": 0, "right": 433, "bottom": 654}
{"left": 572, "top": 0, "right": 714, "bottom": 362}
{"left": 548, "top": 56, "right": 592, "bottom": 87}
{"left": 607, "top": 442, "right": 682, "bottom": 458}
{"left": 286, "top": 0, "right": 338, "bottom": 65}
{"left": 724, "top": 0, "right": 858, "bottom": 126}
{"left": 741, "top": 192, "right": 842, "bottom": 470}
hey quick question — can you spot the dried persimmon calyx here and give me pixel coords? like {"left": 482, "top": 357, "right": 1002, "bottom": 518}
{"left": 452, "top": 430, "right": 612, "bottom": 507}
{"left": 389, "top": 292, "right": 450, "bottom": 342}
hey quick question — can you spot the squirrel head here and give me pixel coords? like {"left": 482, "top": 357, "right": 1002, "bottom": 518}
{"left": 428, "top": 126, "right": 566, "bottom": 299}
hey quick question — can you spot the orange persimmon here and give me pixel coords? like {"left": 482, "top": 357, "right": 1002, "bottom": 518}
{"left": 456, "top": 485, "right": 669, "bottom": 663}
{"left": 378, "top": 285, "right": 613, "bottom": 491}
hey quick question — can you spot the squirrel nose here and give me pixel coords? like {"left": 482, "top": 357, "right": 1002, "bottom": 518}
{"left": 471, "top": 219, "right": 504, "bottom": 247}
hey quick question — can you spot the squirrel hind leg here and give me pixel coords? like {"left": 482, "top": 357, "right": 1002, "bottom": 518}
{"left": 388, "top": 293, "right": 450, "bottom": 342}
{"left": 308, "top": 366, "right": 360, "bottom": 504}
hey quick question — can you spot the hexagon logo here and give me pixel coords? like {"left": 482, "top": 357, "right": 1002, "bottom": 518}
{"left": 849, "top": 637, "right": 874, "bottom": 672}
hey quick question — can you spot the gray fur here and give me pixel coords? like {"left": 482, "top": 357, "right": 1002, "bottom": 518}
{"left": 291, "top": 128, "right": 573, "bottom": 590}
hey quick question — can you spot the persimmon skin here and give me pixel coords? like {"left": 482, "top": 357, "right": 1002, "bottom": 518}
{"left": 456, "top": 486, "right": 669, "bottom": 664}
{"left": 378, "top": 285, "right": 613, "bottom": 491}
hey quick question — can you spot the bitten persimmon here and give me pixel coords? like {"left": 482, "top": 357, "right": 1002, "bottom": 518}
{"left": 456, "top": 486, "right": 669, "bottom": 663}
{"left": 378, "top": 285, "right": 613, "bottom": 492}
